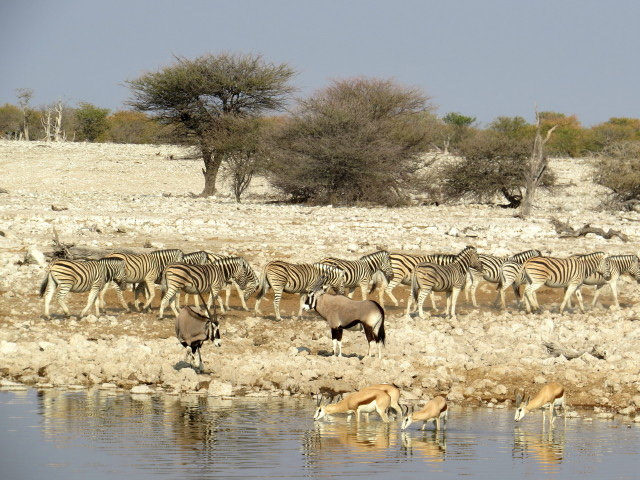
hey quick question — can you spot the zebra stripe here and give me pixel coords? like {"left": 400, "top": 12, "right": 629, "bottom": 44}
{"left": 105, "top": 248, "right": 184, "bottom": 311}
{"left": 321, "top": 250, "right": 393, "bottom": 300}
{"left": 407, "top": 246, "right": 482, "bottom": 319}
{"left": 522, "top": 252, "right": 609, "bottom": 314}
{"left": 573, "top": 254, "right": 640, "bottom": 308}
{"left": 466, "top": 249, "right": 542, "bottom": 308}
{"left": 254, "top": 261, "right": 346, "bottom": 321}
{"left": 181, "top": 251, "right": 255, "bottom": 311}
{"left": 159, "top": 256, "right": 258, "bottom": 318}
{"left": 494, "top": 250, "right": 543, "bottom": 309}
{"left": 39, "top": 257, "right": 126, "bottom": 317}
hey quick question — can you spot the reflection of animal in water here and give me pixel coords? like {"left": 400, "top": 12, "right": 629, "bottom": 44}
{"left": 400, "top": 431, "right": 446, "bottom": 462}
{"left": 515, "top": 382, "right": 566, "bottom": 426}
{"left": 513, "top": 427, "right": 565, "bottom": 471}
{"left": 314, "top": 389, "right": 391, "bottom": 422}
{"left": 302, "top": 419, "right": 392, "bottom": 466}
{"left": 401, "top": 396, "right": 448, "bottom": 431}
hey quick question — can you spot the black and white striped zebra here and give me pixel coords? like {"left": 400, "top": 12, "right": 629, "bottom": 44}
{"left": 254, "top": 261, "right": 346, "bottom": 321}
{"left": 571, "top": 254, "right": 640, "bottom": 309}
{"left": 39, "top": 257, "right": 127, "bottom": 318}
{"left": 407, "top": 246, "right": 483, "bottom": 319}
{"left": 104, "top": 248, "right": 184, "bottom": 311}
{"left": 522, "top": 252, "right": 610, "bottom": 314}
{"left": 158, "top": 256, "right": 258, "bottom": 318}
{"left": 177, "top": 251, "right": 251, "bottom": 310}
{"left": 321, "top": 250, "right": 393, "bottom": 301}
{"left": 466, "top": 249, "right": 542, "bottom": 308}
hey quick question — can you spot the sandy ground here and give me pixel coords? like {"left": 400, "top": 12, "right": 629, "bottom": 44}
{"left": 1, "top": 140, "right": 639, "bottom": 416}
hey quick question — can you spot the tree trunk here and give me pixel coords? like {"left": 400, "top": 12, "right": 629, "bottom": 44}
{"left": 519, "top": 111, "right": 557, "bottom": 218}
{"left": 199, "top": 146, "right": 223, "bottom": 197}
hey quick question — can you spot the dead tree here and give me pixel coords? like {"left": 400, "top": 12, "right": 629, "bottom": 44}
{"left": 550, "top": 217, "right": 629, "bottom": 242}
{"left": 520, "top": 110, "right": 557, "bottom": 218}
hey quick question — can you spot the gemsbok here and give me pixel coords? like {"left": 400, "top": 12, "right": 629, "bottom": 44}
{"left": 303, "top": 283, "right": 386, "bottom": 358}
{"left": 400, "top": 396, "right": 448, "bottom": 431}
{"left": 514, "top": 382, "right": 566, "bottom": 426}
{"left": 314, "top": 389, "right": 391, "bottom": 423}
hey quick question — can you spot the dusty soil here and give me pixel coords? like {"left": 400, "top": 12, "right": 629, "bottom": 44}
{"left": 1, "top": 140, "right": 639, "bottom": 416}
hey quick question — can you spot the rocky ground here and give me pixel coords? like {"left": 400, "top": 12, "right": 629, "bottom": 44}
{"left": 1, "top": 140, "right": 639, "bottom": 418}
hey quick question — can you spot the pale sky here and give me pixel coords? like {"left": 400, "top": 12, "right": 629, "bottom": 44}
{"left": 1, "top": 0, "right": 638, "bottom": 127}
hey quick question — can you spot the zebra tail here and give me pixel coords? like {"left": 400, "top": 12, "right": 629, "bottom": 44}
{"left": 255, "top": 270, "right": 268, "bottom": 300}
{"left": 410, "top": 272, "right": 419, "bottom": 305}
{"left": 39, "top": 274, "right": 50, "bottom": 298}
{"left": 160, "top": 269, "right": 168, "bottom": 296}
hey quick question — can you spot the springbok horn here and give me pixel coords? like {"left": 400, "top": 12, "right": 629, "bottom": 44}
{"left": 316, "top": 394, "right": 323, "bottom": 407}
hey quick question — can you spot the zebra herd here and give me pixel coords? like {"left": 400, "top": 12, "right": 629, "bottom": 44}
{"left": 39, "top": 245, "right": 640, "bottom": 321}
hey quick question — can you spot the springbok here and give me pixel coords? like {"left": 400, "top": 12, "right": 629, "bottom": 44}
{"left": 514, "top": 382, "right": 565, "bottom": 425}
{"left": 314, "top": 389, "right": 391, "bottom": 423}
{"left": 303, "top": 283, "right": 386, "bottom": 358}
{"left": 400, "top": 396, "right": 448, "bottom": 431}
{"left": 361, "top": 383, "right": 402, "bottom": 417}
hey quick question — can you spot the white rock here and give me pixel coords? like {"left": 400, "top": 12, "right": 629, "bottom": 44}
{"left": 131, "top": 385, "right": 154, "bottom": 394}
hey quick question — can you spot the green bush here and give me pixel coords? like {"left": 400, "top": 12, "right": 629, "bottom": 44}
{"left": 593, "top": 141, "right": 640, "bottom": 208}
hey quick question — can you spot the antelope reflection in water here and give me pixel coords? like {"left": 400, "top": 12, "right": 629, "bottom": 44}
{"left": 302, "top": 420, "right": 393, "bottom": 472}
{"left": 513, "top": 426, "right": 565, "bottom": 475}
{"left": 400, "top": 431, "right": 447, "bottom": 463}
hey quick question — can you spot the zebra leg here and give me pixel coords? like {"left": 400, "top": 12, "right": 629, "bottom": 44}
{"left": 610, "top": 280, "right": 620, "bottom": 308}
{"left": 523, "top": 284, "right": 538, "bottom": 313}
{"left": 273, "top": 288, "right": 283, "bottom": 321}
{"left": 417, "top": 289, "right": 430, "bottom": 319}
{"left": 43, "top": 275, "right": 56, "bottom": 317}
{"left": 233, "top": 283, "right": 249, "bottom": 310}
{"left": 158, "top": 288, "right": 174, "bottom": 319}
{"left": 141, "top": 275, "right": 158, "bottom": 311}
{"left": 81, "top": 284, "right": 102, "bottom": 317}
{"left": 109, "top": 282, "right": 130, "bottom": 313}
{"left": 56, "top": 286, "right": 72, "bottom": 317}
{"left": 298, "top": 293, "right": 307, "bottom": 316}
{"left": 429, "top": 292, "right": 438, "bottom": 311}
{"left": 560, "top": 284, "right": 582, "bottom": 313}
{"left": 382, "top": 280, "right": 400, "bottom": 307}
{"left": 449, "top": 287, "right": 462, "bottom": 319}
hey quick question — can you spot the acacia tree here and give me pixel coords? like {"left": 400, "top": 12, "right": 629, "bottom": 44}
{"left": 126, "top": 53, "right": 296, "bottom": 196}
{"left": 270, "top": 77, "right": 435, "bottom": 205}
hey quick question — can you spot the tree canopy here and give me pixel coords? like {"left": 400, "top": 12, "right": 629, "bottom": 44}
{"left": 126, "top": 52, "right": 296, "bottom": 195}
{"left": 268, "top": 77, "right": 436, "bottom": 205}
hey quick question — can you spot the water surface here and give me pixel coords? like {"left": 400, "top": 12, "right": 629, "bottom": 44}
{"left": 0, "top": 388, "right": 637, "bottom": 479}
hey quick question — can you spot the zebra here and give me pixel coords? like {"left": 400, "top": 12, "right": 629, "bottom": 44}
{"left": 321, "top": 250, "right": 394, "bottom": 301}
{"left": 104, "top": 248, "right": 184, "bottom": 311}
{"left": 466, "top": 249, "right": 542, "bottom": 308}
{"left": 407, "top": 246, "right": 483, "bottom": 319}
{"left": 254, "top": 261, "right": 346, "bottom": 321}
{"left": 522, "top": 252, "right": 611, "bottom": 314}
{"left": 158, "top": 256, "right": 258, "bottom": 319}
{"left": 39, "top": 257, "right": 127, "bottom": 318}
{"left": 176, "top": 251, "right": 251, "bottom": 311}
{"left": 570, "top": 254, "right": 640, "bottom": 309}
{"left": 496, "top": 260, "right": 527, "bottom": 309}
